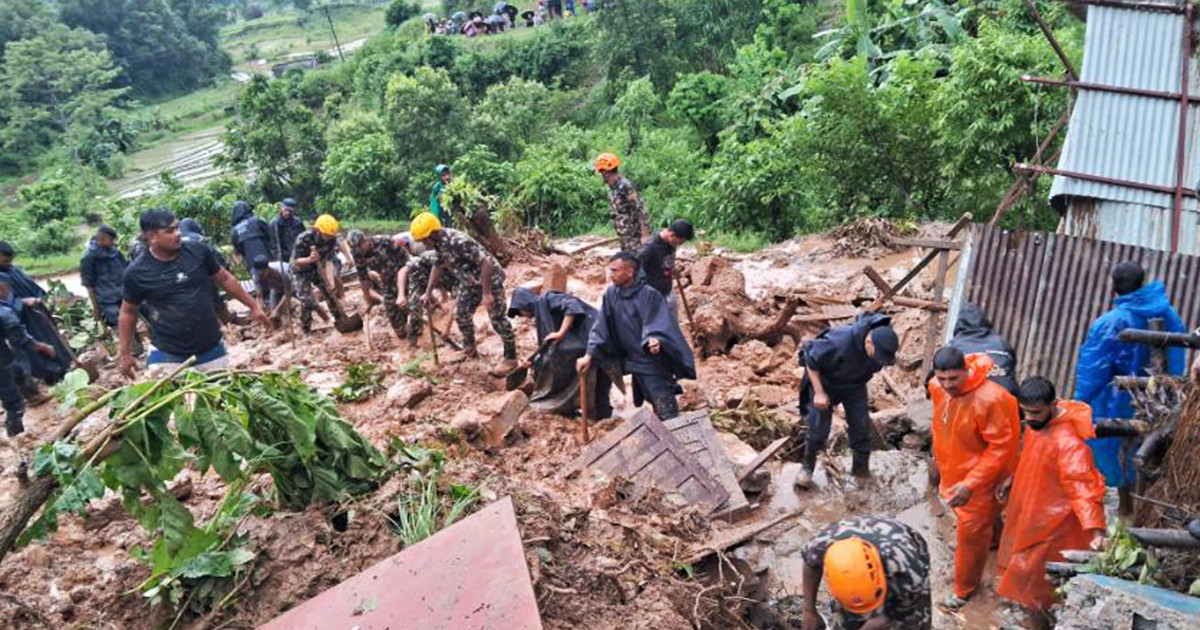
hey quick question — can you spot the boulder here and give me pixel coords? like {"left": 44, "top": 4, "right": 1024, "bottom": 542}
{"left": 450, "top": 390, "right": 529, "bottom": 449}
{"left": 873, "top": 407, "right": 912, "bottom": 444}
{"left": 387, "top": 378, "right": 433, "bottom": 409}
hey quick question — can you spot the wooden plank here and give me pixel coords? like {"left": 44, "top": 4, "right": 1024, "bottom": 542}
{"left": 736, "top": 437, "right": 790, "bottom": 483}
{"left": 793, "top": 306, "right": 859, "bottom": 323}
{"left": 890, "top": 237, "right": 962, "bottom": 250}
{"left": 867, "top": 214, "right": 972, "bottom": 312}
{"left": 664, "top": 412, "right": 749, "bottom": 516}
{"left": 921, "top": 249, "right": 951, "bottom": 374}
{"left": 567, "top": 408, "right": 730, "bottom": 513}
{"left": 681, "top": 509, "right": 804, "bottom": 564}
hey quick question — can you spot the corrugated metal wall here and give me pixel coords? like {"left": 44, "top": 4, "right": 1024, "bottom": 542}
{"left": 948, "top": 224, "right": 1200, "bottom": 393}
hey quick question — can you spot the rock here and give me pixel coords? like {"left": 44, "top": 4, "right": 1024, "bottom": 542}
{"left": 905, "top": 396, "right": 933, "bottom": 433}
{"left": 755, "top": 336, "right": 796, "bottom": 376}
{"left": 900, "top": 432, "right": 929, "bottom": 451}
{"left": 724, "top": 386, "right": 750, "bottom": 409}
{"left": 386, "top": 378, "right": 432, "bottom": 409}
{"left": 873, "top": 407, "right": 912, "bottom": 444}
{"left": 1055, "top": 574, "right": 1200, "bottom": 630}
{"left": 450, "top": 390, "right": 529, "bottom": 449}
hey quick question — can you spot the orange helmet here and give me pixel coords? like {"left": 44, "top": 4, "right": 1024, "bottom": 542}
{"left": 823, "top": 538, "right": 887, "bottom": 614}
{"left": 593, "top": 153, "right": 621, "bottom": 173}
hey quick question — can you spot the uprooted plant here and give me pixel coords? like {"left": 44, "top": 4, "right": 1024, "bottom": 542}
{"left": 386, "top": 439, "right": 479, "bottom": 547}
{"left": 1, "top": 364, "right": 391, "bottom": 618}
{"left": 45, "top": 278, "right": 113, "bottom": 354}
{"left": 332, "top": 360, "right": 386, "bottom": 402}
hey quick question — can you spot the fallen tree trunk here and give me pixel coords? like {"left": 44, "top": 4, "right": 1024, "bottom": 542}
{"left": 0, "top": 476, "right": 57, "bottom": 565}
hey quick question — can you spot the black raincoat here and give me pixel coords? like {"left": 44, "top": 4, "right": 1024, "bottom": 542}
{"left": 937, "top": 303, "right": 1019, "bottom": 396}
{"left": 798, "top": 311, "right": 891, "bottom": 415}
{"left": 231, "top": 201, "right": 272, "bottom": 270}
{"left": 509, "top": 288, "right": 612, "bottom": 417}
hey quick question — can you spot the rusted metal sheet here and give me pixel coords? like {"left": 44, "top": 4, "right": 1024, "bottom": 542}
{"left": 947, "top": 224, "right": 1200, "bottom": 393}
{"left": 568, "top": 407, "right": 730, "bottom": 513}
{"left": 664, "top": 411, "right": 749, "bottom": 517}
{"left": 259, "top": 497, "right": 543, "bottom": 630}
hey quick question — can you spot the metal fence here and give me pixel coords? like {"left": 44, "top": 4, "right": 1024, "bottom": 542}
{"left": 945, "top": 224, "right": 1200, "bottom": 393}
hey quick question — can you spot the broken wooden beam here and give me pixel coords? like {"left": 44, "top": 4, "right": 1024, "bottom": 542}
{"left": 866, "top": 213, "right": 972, "bottom": 312}
{"left": 890, "top": 237, "right": 962, "bottom": 250}
{"left": 552, "top": 237, "right": 619, "bottom": 256}
{"left": 1117, "top": 328, "right": 1200, "bottom": 349}
{"left": 1094, "top": 418, "right": 1149, "bottom": 438}
{"left": 682, "top": 509, "right": 804, "bottom": 564}
{"left": 861, "top": 268, "right": 947, "bottom": 312}
{"left": 736, "top": 437, "right": 790, "bottom": 483}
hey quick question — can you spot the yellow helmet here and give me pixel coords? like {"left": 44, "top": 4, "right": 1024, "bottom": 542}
{"left": 314, "top": 214, "right": 339, "bottom": 237}
{"left": 823, "top": 538, "right": 887, "bottom": 615}
{"left": 411, "top": 212, "right": 442, "bottom": 241}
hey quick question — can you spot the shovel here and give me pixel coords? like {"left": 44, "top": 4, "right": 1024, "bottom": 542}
{"left": 505, "top": 340, "right": 552, "bottom": 391}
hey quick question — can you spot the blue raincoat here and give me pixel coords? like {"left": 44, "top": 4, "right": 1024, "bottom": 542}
{"left": 1073, "top": 281, "right": 1185, "bottom": 487}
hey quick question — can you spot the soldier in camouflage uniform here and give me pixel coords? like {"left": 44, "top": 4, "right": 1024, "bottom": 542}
{"left": 800, "top": 516, "right": 931, "bottom": 630}
{"left": 416, "top": 219, "right": 518, "bottom": 375}
{"left": 291, "top": 215, "right": 347, "bottom": 333}
{"left": 594, "top": 153, "right": 650, "bottom": 253}
{"left": 397, "top": 251, "right": 457, "bottom": 343}
{"left": 347, "top": 230, "right": 414, "bottom": 339}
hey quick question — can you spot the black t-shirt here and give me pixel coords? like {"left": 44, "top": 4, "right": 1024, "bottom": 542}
{"left": 637, "top": 234, "right": 675, "bottom": 296}
{"left": 123, "top": 240, "right": 223, "bottom": 356}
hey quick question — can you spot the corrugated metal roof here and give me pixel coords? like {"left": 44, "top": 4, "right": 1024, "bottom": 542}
{"left": 1049, "top": 3, "right": 1200, "bottom": 212}
{"left": 1063, "top": 197, "right": 1200, "bottom": 255}
{"left": 945, "top": 224, "right": 1199, "bottom": 394}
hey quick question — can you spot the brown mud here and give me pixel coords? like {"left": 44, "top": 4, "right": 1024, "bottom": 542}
{"left": 0, "top": 229, "right": 1012, "bottom": 629}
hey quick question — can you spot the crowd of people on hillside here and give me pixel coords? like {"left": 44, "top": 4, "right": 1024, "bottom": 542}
{"left": 1, "top": 147, "right": 1190, "bottom": 630}
{"left": 423, "top": 1, "right": 600, "bottom": 37}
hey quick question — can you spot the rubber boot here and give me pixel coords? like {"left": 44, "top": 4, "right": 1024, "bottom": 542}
{"left": 794, "top": 445, "right": 818, "bottom": 490}
{"left": 851, "top": 450, "right": 871, "bottom": 478}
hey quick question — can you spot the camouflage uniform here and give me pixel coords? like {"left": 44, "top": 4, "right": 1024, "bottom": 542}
{"left": 432, "top": 229, "right": 516, "bottom": 359}
{"left": 291, "top": 229, "right": 346, "bottom": 332}
{"left": 607, "top": 174, "right": 651, "bottom": 253}
{"left": 802, "top": 516, "right": 931, "bottom": 630}
{"left": 402, "top": 251, "right": 457, "bottom": 340}
{"left": 354, "top": 235, "right": 412, "bottom": 338}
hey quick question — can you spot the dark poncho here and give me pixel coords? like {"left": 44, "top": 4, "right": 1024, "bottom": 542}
{"left": 943, "top": 303, "right": 1018, "bottom": 396}
{"left": 798, "top": 311, "right": 891, "bottom": 415}
{"left": 586, "top": 281, "right": 696, "bottom": 382}
{"left": 509, "top": 287, "right": 611, "bottom": 416}
{"left": 231, "top": 201, "right": 272, "bottom": 270}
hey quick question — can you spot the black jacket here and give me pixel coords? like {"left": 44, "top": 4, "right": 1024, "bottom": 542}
{"left": 269, "top": 215, "right": 306, "bottom": 262}
{"left": 231, "top": 201, "right": 272, "bottom": 270}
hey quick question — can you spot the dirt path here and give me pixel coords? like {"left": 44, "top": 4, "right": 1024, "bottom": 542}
{"left": 0, "top": 230, "right": 1013, "bottom": 629}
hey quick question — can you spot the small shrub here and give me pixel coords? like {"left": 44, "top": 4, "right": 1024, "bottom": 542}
{"left": 386, "top": 0, "right": 421, "bottom": 28}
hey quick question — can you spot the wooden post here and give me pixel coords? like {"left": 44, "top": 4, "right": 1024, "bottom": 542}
{"left": 673, "top": 268, "right": 695, "bottom": 333}
{"left": 866, "top": 214, "right": 972, "bottom": 312}
{"left": 921, "top": 249, "right": 951, "bottom": 376}
{"left": 426, "top": 311, "right": 439, "bottom": 365}
{"left": 578, "top": 367, "right": 593, "bottom": 444}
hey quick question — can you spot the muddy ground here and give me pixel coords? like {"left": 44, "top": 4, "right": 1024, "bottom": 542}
{"left": 0, "top": 227, "right": 1014, "bottom": 629}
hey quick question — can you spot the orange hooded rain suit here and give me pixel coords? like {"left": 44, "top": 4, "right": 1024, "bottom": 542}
{"left": 997, "top": 400, "right": 1106, "bottom": 610}
{"left": 929, "top": 353, "right": 1020, "bottom": 599}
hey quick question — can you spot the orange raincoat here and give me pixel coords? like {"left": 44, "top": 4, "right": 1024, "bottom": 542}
{"left": 997, "top": 401, "right": 1106, "bottom": 610}
{"left": 929, "top": 353, "right": 1020, "bottom": 599}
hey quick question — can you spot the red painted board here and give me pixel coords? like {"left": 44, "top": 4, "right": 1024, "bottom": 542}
{"left": 259, "top": 496, "right": 543, "bottom": 630}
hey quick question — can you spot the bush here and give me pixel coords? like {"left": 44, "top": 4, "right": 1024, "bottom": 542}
{"left": 245, "top": 5, "right": 264, "bottom": 20}
{"left": 513, "top": 138, "right": 607, "bottom": 234}
{"left": 386, "top": 0, "right": 421, "bottom": 28}
{"left": 455, "top": 145, "right": 516, "bottom": 196}
{"left": 321, "top": 131, "right": 403, "bottom": 219}
{"left": 471, "top": 78, "right": 559, "bottom": 162}
{"left": 384, "top": 67, "right": 469, "bottom": 205}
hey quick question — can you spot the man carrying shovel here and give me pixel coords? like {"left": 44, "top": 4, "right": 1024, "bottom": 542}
{"left": 291, "top": 214, "right": 354, "bottom": 334}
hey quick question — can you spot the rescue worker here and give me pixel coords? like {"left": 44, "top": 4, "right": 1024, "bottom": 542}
{"left": 1074, "top": 262, "right": 1185, "bottom": 517}
{"left": 928, "top": 346, "right": 1020, "bottom": 608}
{"left": 347, "top": 229, "right": 412, "bottom": 339}
{"left": 79, "top": 224, "right": 128, "bottom": 327}
{"left": 0, "top": 241, "right": 72, "bottom": 387}
{"left": 291, "top": 214, "right": 348, "bottom": 333}
{"left": 930, "top": 303, "right": 1018, "bottom": 396}
{"left": 0, "top": 273, "right": 57, "bottom": 437}
{"left": 118, "top": 209, "right": 269, "bottom": 377}
{"left": 795, "top": 313, "right": 900, "bottom": 489}
{"left": 637, "top": 218, "right": 694, "bottom": 321}
{"left": 509, "top": 287, "right": 612, "bottom": 418}
{"left": 397, "top": 250, "right": 456, "bottom": 346}
{"left": 997, "top": 376, "right": 1105, "bottom": 617}
{"left": 270, "top": 198, "right": 306, "bottom": 262}
{"left": 800, "top": 516, "right": 931, "bottom": 630}
{"left": 231, "top": 200, "right": 273, "bottom": 307}
{"left": 430, "top": 164, "right": 453, "bottom": 228}
{"left": 411, "top": 212, "right": 517, "bottom": 374}
{"left": 577, "top": 251, "right": 695, "bottom": 420}
{"left": 594, "top": 153, "right": 650, "bottom": 254}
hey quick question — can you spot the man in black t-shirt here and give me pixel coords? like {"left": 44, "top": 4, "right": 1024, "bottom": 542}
{"left": 636, "top": 219, "right": 694, "bottom": 321}
{"left": 118, "top": 209, "right": 269, "bottom": 378}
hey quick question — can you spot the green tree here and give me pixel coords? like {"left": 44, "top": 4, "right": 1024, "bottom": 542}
{"left": 934, "top": 19, "right": 1070, "bottom": 215}
{"left": 0, "top": 25, "right": 129, "bottom": 169}
{"left": 471, "top": 78, "right": 558, "bottom": 163}
{"left": 612, "top": 76, "right": 660, "bottom": 155}
{"left": 383, "top": 67, "right": 468, "bottom": 204}
{"left": 59, "top": 0, "right": 231, "bottom": 97}
{"left": 0, "top": 0, "right": 55, "bottom": 63}
{"left": 667, "top": 72, "right": 730, "bottom": 154}
{"left": 594, "top": 0, "right": 679, "bottom": 91}
{"left": 321, "top": 112, "right": 403, "bottom": 218}
{"left": 385, "top": 0, "right": 420, "bottom": 28}
{"left": 219, "top": 76, "right": 326, "bottom": 206}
